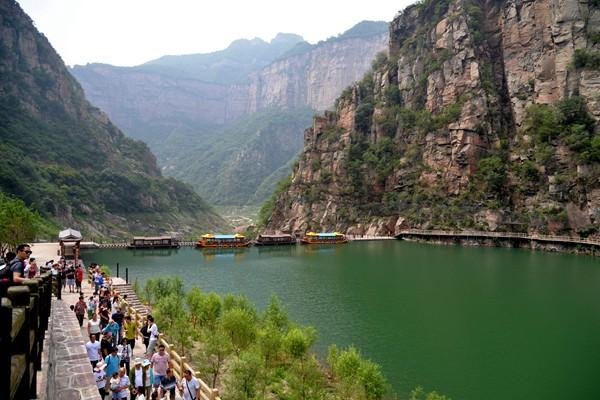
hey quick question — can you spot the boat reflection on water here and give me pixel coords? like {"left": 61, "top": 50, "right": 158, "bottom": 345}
{"left": 130, "top": 248, "right": 179, "bottom": 257}
{"left": 301, "top": 244, "right": 343, "bottom": 255}
{"left": 256, "top": 245, "right": 296, "bottom": 257}
{"left": 199, "top": 247, "right": 248, "bottom": 262}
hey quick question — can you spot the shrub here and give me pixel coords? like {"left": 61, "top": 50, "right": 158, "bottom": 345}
{"left": 573, "top": 48, "right": 600, "bottom": 69}
{"left": 355, "top": 102, "right": 375, "bottom": 134}
{"left": 523, "top": 104, "right": 561, "bottom": 143}
{"left": 475, "top": 155, "right": 506, "bottom": 193}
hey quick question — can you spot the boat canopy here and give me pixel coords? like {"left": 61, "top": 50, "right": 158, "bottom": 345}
{"left": 203, "top": 234, "right": 246, "bottom": 240}
{"left": 306, "top": 232, "right": 344, "bottom": 237}
{"left": 132, "top": 236, "right": 174, "bottom": 241}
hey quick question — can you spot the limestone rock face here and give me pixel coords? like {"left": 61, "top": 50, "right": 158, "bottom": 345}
{"left": 265, "top": 0, "right": 600, "bottom": 238}
{"left": 247, "top": 34, "right": 389, "bottom": 112}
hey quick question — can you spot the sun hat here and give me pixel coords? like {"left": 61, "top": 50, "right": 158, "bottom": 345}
{"left": 94, "top": 361, "right": 106, "bottom": 371}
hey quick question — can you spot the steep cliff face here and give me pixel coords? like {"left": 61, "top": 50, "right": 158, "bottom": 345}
{"left": 0, "top": 0, "right": 227, "bottom": 237}
{"left": 247, "top": 33, "right": 388, "bottom": 112}
{"left": 266, "top": 0, "right": 600, "bottom": 237}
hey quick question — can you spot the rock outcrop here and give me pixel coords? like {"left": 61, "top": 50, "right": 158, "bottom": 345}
{"left": 265, "top": 0, "right": 600, "bottom": 238}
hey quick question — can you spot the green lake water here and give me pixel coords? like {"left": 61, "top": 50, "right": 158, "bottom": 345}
{"left": 83, "top": 241, "right": 600, "bottom": 399}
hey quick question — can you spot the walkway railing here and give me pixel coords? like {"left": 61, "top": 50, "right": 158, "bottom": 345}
{"left": 0, "top": 273, "right": 52, "bottom": 400}
{"left": 116, "top": 285, "right": 221, "bottom": 400}
{"left": 396, "top": 229, "right": 600, "bottom": 246}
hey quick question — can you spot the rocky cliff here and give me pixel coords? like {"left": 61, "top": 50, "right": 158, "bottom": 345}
{"left": 248, "top": 32, "right": 389, "bottom": 112}
{"left": 0, "top": 0, "right": 227, "bottom": 237}
{"left": 265, "top": 0, "right": 600, "bottom": 238}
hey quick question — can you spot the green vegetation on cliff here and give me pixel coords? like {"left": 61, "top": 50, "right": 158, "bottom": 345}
{"left": 0, "top": 0, "right": 227, "bottom": 237}
{"left": 165, "top": 107, "right": 315, "bottom": 206}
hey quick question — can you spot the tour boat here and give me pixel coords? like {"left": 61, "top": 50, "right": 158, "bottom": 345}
{"left": 196, "top": 234, "right": 251, "bottom": 248}
{"left": 128, "top": 236, "right": 180, "bottom": 249}
{"left": 254, "top": 234, "right": 297, "bottom": 246}
{"left": 300, "top": 232, "right": 348, "bottom": 245}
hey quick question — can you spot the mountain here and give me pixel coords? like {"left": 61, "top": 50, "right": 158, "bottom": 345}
{"left": 0, "top": 0, "right": 228, "bottom": 238}
{"left": 163, "top": 107, "right": 315, "bottom": 205}
{"left": 143, "top": 33, "right": 306, "bottom": 84}
{"left": 264, "top": 0, "right": 600, "bottom": 237}
{"left": 71, "top": 21, "right": 389, "bottom": 206}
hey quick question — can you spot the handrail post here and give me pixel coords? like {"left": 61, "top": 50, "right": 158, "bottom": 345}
{"left": 180, "top": 356, "right": 186, "bottom": 378}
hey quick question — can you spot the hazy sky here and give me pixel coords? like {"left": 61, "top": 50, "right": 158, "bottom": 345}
{"left": 18, "top": 0, "right": 415, "bottom": 67}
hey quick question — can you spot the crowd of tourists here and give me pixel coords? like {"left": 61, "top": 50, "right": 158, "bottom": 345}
{"left": 1, "top": 245, "right": 199, "bottom": 400}
{"left": 82, "top": 264, "right": 200, "bottom": 400}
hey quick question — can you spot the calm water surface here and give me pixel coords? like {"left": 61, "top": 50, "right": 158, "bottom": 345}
{"left": 84, "top": 241, "right": 600, "bottom": 399}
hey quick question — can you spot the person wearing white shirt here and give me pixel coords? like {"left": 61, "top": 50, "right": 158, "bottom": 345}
{"left": 85, "top": 334, "right": 102, "bottom": 368}
{"left": 178, "top": 369, "right": 200, "bottom": 400}
{"left": 146, "top": 315, "right": 159, "bottom": 357}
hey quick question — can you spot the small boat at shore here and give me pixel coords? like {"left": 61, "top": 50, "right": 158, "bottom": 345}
{"left": 128, "top": 236, "right": 180, "bottom": 249}
{"left": 300, "top": 232, "right": 348, "bottom": 245}
{"left": 196, "top": 234, "right": 251, "bottom": 248}
{"left": 254, "top": 234, "right": 297, "bottom": 246}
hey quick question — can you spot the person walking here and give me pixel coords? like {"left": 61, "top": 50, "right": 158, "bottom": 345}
{"left": 105, "top": 347, "right": 121, "bottom": 395}
{"left": 87, "top": 295, "right": 98, "bottom": 321}
{"left": 118, "top": 338, "right": 132, "bottom": 375}
{"left": 66, "top": 264, "right": 75, "bottom": 293}
{"left": 150, "top": 345, "right": 170, "bottom": 390}
{"left": 101, "top": 332, "right": 114, "bottom": 358}
{"left": 74, "top": 295, "right": 87, "bottom": 327}
{"left": 129, "top": 359, "right": 145, "bottom": 400}
{"left": 159, "top": 368, "right": 177, "bottom": 399}
{"left": 85, "top": 334, "right": 102, "bottom": 368}
{"left": 116, "top": 367, "right": 130, "bottom": 400}
{"left": 123, "top": 315, "right": 137, "bottom": 350}
{"left": 75, "top": 264, "right": 83, "bottom": 292}
{"left": 88, "top": 313, "right": 102, "bottom": 341}
{"left": 94, "top": 362, "right": 107, "bottom": 399}
{"left": 146, "top": 316, "right": 159, "bottom": 357}
{"left": 178, "top": 369, "right": 200, "bottom": 400}
{"left": 103, "top": 319, "right": 121, "bottom": 346}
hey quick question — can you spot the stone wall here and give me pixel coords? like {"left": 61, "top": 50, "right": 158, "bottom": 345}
{"left": 45, "top": 299, "right": 101, "bottom": 400}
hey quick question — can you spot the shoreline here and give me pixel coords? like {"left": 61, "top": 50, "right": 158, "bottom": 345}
{"left": 396, "top": 229, "right": 600, "bottom": 257}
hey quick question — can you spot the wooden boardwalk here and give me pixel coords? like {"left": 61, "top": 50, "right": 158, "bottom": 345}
{"left": 396, "top": 229, "right": 600, "bottom": 247}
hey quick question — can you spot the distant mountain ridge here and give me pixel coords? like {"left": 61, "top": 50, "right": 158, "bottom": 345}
{"left": 71, "top": 21, "right": 389, "bottom": 206}
{"left": 0, "top": 0, "right": 228, "bottom": 237}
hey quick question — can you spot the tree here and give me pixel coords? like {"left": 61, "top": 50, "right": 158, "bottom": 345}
{"left": 224, "top": 351, "right": 262, "bottom": 400}
{"left": 198, "top": 327, "right": 233, "bottom": 388}
{"left": 257, "top": 325, "right": 283, "bottom": 368}
{"left": 283, "top": 328, "right": 321, "bottom": 400}
{"left": 263, "top": 294, "right": 289, "bottom": 332}
{"left": 199, "top": 292, "right": 222, "bottom": 330}
{"left": 0, "top": 193, "right": 41, "bottom": 255}
{"left": 221, "top": 307, "right": 257, "bottom": 357}
{"left": 186, "top": 287, "right": 204, "bottom": 329}
{"left": 154, "top": 293, "right": 184, "bottom": 337}
{"left": 328, "top": 345, "right": 388, "bottom": 400}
